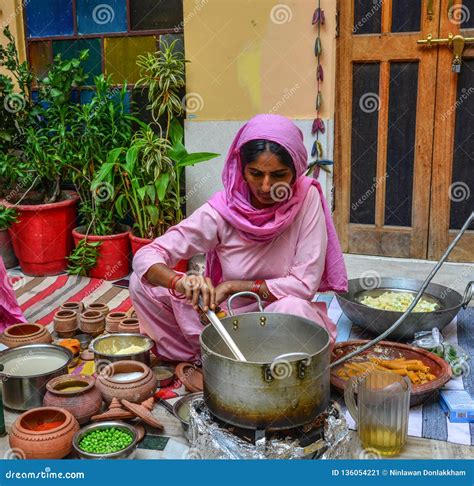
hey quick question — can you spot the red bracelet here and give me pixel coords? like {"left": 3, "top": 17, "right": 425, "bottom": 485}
{"left": 168, "top": 274, "right": 186, "bottom": 300}
{"left": 251, "top": 279, "right": 264, "bottom": 295}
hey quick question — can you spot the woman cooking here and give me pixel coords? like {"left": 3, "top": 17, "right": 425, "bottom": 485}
{"left": 129, "top": 114, "right": 347, "bottom": 362}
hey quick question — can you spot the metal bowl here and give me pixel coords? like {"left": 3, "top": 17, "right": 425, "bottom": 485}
{"left": 336, "top": 278, "right": 473, "bottom": 341}
{"left": 90, "top": 333, "right": 154, "bottom": 372}
{"left": 0, "top": 344, "right": 73, "bottom": 410}
{"left": 72, "top": 421, "right": 138, "bottom": 459}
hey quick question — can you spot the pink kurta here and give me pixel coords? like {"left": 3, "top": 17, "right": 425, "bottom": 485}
{"left": 130, "top": 186, "right": 337, "bottom": 362}
{"left": 0, "top": 257, "right": 26, "bottom": 331}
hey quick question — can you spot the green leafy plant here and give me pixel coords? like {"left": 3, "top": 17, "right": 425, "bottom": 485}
{"left": 0, "top": 205, "right": 18, "bottom": 231}
{"left": 67, "top": 240, "right": 103, "bottom": 276}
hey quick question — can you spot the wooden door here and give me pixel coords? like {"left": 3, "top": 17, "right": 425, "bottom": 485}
{"left": 428, "top": 0, "right": 474, "bottom": 261}
{"left": 335, "top": 0, "right": 472, "bottom": 262}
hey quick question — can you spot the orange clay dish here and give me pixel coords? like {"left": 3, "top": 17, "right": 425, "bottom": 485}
{"left": 335, "top": 357, "right": 437, "bottom": 386}
{"left": 57, "top": 339, "right": 81, "bottom": 355}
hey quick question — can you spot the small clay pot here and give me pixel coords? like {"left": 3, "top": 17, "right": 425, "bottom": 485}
{"left": 118, "top": 318, "right": 140, "bottom": 334}
{"left": 96, "top": 361, "right": 157, "bottom": 405}
{"left": 54, "top": 310, "right": 79, "bottom": 338}
{"left": 9, "top": 407, "right": 80, "bottom": 459}
{"left": 0, "top": 323, "right": 52, "bottom": 348}
{"left": 105, "top": 312, "right": 127, "bottom": 334}
{"left": 80, "top": 310, "right": 105, "bottom": 337}
{"left": 87, "top": 303, "right": 110, "bottom": 318}
{"left": 59, "top": 302, "right": 84, "bottom": 315}
{"left": 43, "top": 375, "right": 102, "bottom": 425}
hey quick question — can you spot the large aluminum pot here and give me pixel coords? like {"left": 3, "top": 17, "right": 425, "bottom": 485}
{"left": 200, "top": 292, "right": 331, "bottom": 431}
{"left": 336, "top": 278, "right": 473, "bottom": 341}
{"left": 0, "top": 344, "right": 73, "bottom": 410}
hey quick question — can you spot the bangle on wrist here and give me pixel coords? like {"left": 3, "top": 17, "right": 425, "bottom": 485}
{"left": 168, "top": 274, "right": 185, "bottom": 300}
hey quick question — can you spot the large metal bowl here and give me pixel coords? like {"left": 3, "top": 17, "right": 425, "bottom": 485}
{"left": 0, "top": 344, "right": 73, "bottom": 410}
{"left": 90, "top": 333, "right": 153, "bottom": 372}
{"left": 72, "top": 421, "right": 138, "bottom": 459}
{"left": 336, "top": 278, "right": 473, "bottom": 341}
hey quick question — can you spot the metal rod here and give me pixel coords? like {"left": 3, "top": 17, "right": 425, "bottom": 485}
{"left": 331, "top": 211, "right": 474, "bottom": 369}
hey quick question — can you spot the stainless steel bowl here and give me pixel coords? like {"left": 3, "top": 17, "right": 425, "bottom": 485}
{"left": 72, "top": 421, "right": 138, "bottom": 459}
{"left": 90, "top": 333, "right": 153, "bottom": 372}
{"left": 0, "top": 344, "right": 73, "bottom": 410}
{"left": 336, "top": 278, "right": 473, "bottom": 341}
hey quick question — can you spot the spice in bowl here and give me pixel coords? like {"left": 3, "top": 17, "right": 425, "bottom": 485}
{"left": 78, "top": 427, "right": 133, "bottom": 455}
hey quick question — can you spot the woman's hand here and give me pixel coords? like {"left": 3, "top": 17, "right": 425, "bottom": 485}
{"left": 215, "top": 281, "right": 234, "bottom": 306}
{"left": 175, "top": 274, "right": 216, "bottom": 312}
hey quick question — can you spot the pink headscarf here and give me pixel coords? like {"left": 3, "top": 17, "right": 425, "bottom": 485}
{"left": 206, "top": 114, "right": 347, "bottom": 293}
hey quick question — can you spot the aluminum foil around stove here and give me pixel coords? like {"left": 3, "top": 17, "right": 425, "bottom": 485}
{"left": 186, "top": 399, "right": 350, "bottom": 460}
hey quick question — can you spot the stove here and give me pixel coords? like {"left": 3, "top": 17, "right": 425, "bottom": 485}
{"left": 185, "top": 399, "right": 350, "bottom": 459}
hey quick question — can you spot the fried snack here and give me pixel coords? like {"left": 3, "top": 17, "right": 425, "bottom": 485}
{"left": 335, "top": 356, "right": 437, "bottom": 386}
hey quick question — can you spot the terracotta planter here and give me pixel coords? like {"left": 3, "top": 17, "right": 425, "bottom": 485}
{"left": 4, "top": 191, "right": 79, "bottom": 276}
{"left": 0, "top": 228, "right": 18, "bottom": 268}
{"left": 60, "top": 302, "right": 84, "bottom": 314}
{"left": 96, "top": 361, "right": 157, "bottom": 404}
{"left": 79, "top": 310, "right": 105, "bottom": 337}
{"left": 72, "top": 225, "right": 131, "bottom": 280}
{"left": 54, "top": 310, "right": 79, "bottom": 338}
{"left": 129, "top": 232, "right": 188, "bottom": 272}
{"left": 9, "top": 407, "right": 80, "bottom": 459}
{"left": 43, "top": 375, "right": 102, "bottom": 425}
{"left": 118, "top": 318, "right": 140, "bottom": 334}
{"left": 105, "top": 312, "right": 127, "bottom": 334}
{"left": 0, "top": 323, "right": 52, "bottom": 348}
{"left": 87, "top": 303, "right": 109, "bottom": 318}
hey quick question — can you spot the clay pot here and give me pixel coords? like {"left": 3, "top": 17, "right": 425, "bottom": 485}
{"left": 43, "top": 375, "right": 102, "bottom": 425}
{"left": 96, "top": 361, "right": 157, "bottom": 405}
{"left": 105, "top": 312, "right": 127, "bottom": 334}
{"left": 0, "top": 323, "right": 52, "bottom": 348}
{"left": 118, "top": 318, "right": 140, "bottom": 334}
{"left": 80, "top": 310, "right": 105, "bottom": 336}
{"left": 87, "top": 303, "right": 110, "bottom": 318}
{"left": 9, "top": 406, "right": 80, "bottom": 459}
{"left": 54, "top": 310, "right": 79, "bottom": 338}
{"left": 59, "top": 302, "right": 84, "bottom": 314}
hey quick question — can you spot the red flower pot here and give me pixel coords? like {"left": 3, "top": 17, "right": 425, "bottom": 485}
{"left": 5, "top": 191, "right": 79, "bottom": 276}
{"left": 129, "top": 232, "right": 188, "bottom": 272}
{"left": 72, "top": 225, "right": 131, "bottom": 280}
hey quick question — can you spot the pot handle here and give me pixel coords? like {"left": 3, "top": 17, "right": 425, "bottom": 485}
{"left": 266, "top": 352, "right": 312, "bottom": 381}
{"left": 343, "top": 376, "right": 359, "bottom": 427}
{"left": 461, "top": 281, "right": 474, "bottom": 309}
{"left": 227, "top": 291, "right": 264, "bottom": 316}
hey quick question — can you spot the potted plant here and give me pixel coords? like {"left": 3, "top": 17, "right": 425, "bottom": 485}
{"left": 97, "top": 40, "right": 218, "bottom": 272}
{"left": 0, "top": 205, "right": 18, "bottom": 268}
{"left": 67, "top": 75, "right": 134, "bottom": 280}
{"left": 0, "top": 27, "right": 82, "bottom": 275}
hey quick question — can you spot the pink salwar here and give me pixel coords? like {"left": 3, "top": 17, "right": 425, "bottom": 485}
{"left": 130, "top": 186, "right": 338, "bottom": 362}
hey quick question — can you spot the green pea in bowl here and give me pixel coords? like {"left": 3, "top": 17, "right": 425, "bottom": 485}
{"left": 72, "top": 421, "right": 138, "bottom": 459}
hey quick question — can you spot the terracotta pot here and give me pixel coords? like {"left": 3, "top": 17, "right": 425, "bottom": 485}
{"left": 80, "top": 310, "right": 105, "bottom": 337}
{"left": 96, "top": 361, "right": 157, "bottom": 404}
{"left": 0, "top": 323, "right": 52, "bottom": 348}
{"left": 72, "top": 225, "right": 131, "bottom": 280}
{"left": 0, "top": 228, "right": 18, "bottom": 268}
{"left": 118, "top": 318, "right": 140, "bottom": 334}
{"left": 43, "top": 375, "right": 102, "bottom": 425}
{"left": 54, "top": 310, "right": 79, "bottom": 338}
{"left": 59, "top": 302, "right": 84, "bottom": 314}
{"left": 87, "top": 303, "right": 109, "bottom": 318}
{"left": 9, "top": 406, "right": 80, "bottom": 459}
{"left": 105, "top": 312, "right": 127, "bottom": 334}
{"left": 4, "top": 191, "right": 79, "bottom": 276}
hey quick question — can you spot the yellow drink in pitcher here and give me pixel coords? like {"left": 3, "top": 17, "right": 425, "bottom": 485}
{"left": 359, "top": 424, "right": 406, "bottom": 456}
